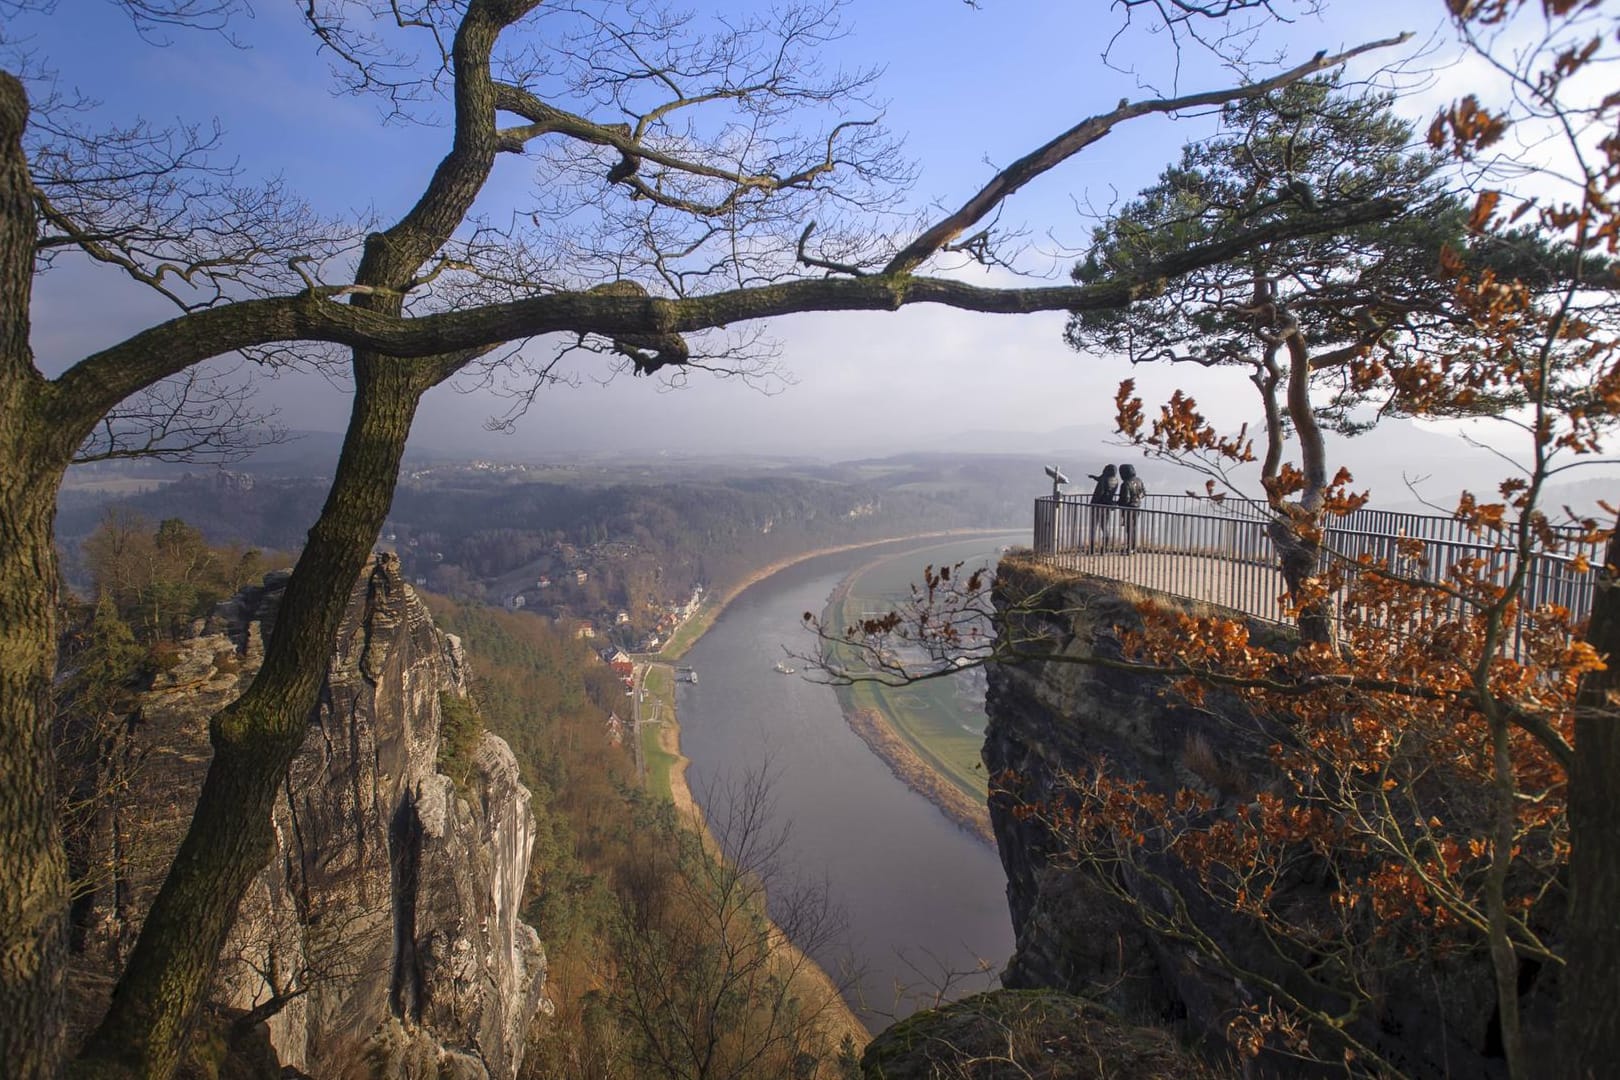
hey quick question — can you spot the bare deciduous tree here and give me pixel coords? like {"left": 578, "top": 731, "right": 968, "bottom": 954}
{"left": 613, "top": 770, "right": 851, "bottom": 1080}
{"left": 0, "top": 2, "right": 1406, "bottom": 1074}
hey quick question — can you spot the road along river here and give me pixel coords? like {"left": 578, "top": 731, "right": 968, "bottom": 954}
{"left": 675, "top": 534, "right": 1025, "bottom": 1030}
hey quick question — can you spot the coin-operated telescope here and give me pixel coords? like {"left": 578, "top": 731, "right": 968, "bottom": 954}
{"left": 1043, "top": 464, "right": 1069, "bottom": 500}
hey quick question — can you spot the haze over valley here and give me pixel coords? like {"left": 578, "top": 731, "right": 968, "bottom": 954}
{"left": 13, "top": 0, "right": 1620, "bottom": 1075}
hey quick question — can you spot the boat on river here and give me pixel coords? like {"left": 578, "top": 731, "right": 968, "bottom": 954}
{"left": 773, "top": 660, "right": 797, "bottom": 675}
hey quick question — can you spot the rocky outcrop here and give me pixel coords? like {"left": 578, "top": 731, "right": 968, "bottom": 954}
{"left": 862, "top": 989, "right": 1208, "bottom": 1079}
{"left": 982, "top": 555, "right": 1537, "bottom": 1078}
{"left": 983, "top": 561, "right": 1277, "bottom": 1021}
{"left": 70, "top": 555, "right": 547, "bottom": 1079}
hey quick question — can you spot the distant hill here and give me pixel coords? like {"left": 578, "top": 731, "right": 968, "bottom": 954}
{"left": 950, "top": 416, "right": 1620, "bottom": 518}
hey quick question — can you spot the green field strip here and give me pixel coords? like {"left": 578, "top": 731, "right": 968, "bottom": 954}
{"left": 870, "top": 681, "right": 987, "bottom": 798}
{"left": 825, "top": 540, "right": 1016, "bottom": 803}
{"left": 643, "top": 721, "right": 676, "bottom": 801}
{"left": 641, "top": 665, "right": 679, "bottom": 801}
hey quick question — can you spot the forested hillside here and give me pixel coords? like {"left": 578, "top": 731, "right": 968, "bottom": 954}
{"left": 422, "top": 596, "right": 862, "bottom": 1079}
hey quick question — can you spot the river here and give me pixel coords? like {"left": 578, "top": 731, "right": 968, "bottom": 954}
{"left": 676, "top": 533, "right": 1025, "bottom": 1030}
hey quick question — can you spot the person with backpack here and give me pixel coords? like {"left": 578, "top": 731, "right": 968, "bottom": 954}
{"left": 1088, "top": 464, "right": 1119, "bottom": 552}
{"left": 1118, "top": 463, "right": 1146, "bottom": 554}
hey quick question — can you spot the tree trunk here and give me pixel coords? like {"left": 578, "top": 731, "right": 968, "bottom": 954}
{"left": 1267, "top": 520, "right": 1332, "bottom": 644}
{"left": 1271, "top": 332, "right": 1333, "bottom": 644}
{"left": 1558, "top": 523, "right": 1620, "bottom": 1078}
{"left": 0, "top": 68, "right": 78, "bottom": 1079}
{"left": 0, "top": 460, "right": 74, "bottom": 1079}
{"left": 1486, "top": 712, "right": 1528, "bottom": 1079}
{"left": 77, "top": 9, "right": 515, "bottom": 1066}
{"left": 76, "top": 357, "right": 430, "bottom": 1078}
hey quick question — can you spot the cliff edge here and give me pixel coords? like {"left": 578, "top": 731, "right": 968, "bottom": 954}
{"left": 981, "top": 554, "right": 1540, "bottom": 1077}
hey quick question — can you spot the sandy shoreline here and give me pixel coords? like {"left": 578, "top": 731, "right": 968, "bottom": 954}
{"left": 652, "top": 671, "right": 872, "bottom": 1045}
{"left": 842, "top": 707, "right": 995, "bottom": 847}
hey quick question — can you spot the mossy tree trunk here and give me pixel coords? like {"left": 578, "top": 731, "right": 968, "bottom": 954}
{"left": 0, "top": 445, "right": 75, "bottom": 1080}
{"left": 75, "top": 357, "right": 435, "bottom": 1076}
{"left": 76, "top": 5, "right": 519, "bottom": 1074}
{"left": 0, "top": 69, "right": 78, "bottom": 1079}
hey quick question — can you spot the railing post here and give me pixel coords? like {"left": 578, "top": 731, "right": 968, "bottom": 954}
{"left": 1033, "top": 496, "right": 1053, "bottom": 556}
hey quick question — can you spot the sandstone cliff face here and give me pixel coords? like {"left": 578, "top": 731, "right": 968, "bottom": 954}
{"left": 72, "top": 555, "right": 547, "bottom": 1079}
{"left": 982, "top": 556, "right": 1530, "bottom": 1078}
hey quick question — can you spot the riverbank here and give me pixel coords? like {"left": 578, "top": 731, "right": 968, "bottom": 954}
{"left": 818, "top": 538, "right": 1021, "bottom": 849}
{"left": 648, "top": 661, "right": 872, "bottom": 1047}
{"left": 645, "top": 530, "right": 1021, "bottom": 1044}
{"left": 842, "top": 706, "right": 994, "bottom": 846}
{"left": 657, "top": 528, "right": 1021, "bottom": 661}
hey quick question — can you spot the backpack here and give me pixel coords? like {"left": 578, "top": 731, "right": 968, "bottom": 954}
{"left": 1120, "top": 476, "right": 1146, "bottom": 508}
{"left": 1091, "top": 475, "right": 1119, "bottom": 505}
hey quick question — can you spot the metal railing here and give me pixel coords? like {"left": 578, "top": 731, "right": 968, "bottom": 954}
{"left": 1032, "top": 494, "right": 1603, "bottom": 658}
{"left": 1128, "top": 493, "right": 1596, "bottom": 548}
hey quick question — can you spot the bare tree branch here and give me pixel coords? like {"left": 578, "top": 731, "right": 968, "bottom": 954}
{"left": 48, "top": 194, "right": 1402, "bottom": 450}
{"left": 882, "top": 34, "right": 1410, "bottom": 277}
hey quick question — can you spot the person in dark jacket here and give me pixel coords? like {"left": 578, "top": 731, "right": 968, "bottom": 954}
{"left": 1118, "top": 463, "right": 1146, "bottom": 553}
{"left": 1088, "top": 464, "right": 1119, "bottom": 552}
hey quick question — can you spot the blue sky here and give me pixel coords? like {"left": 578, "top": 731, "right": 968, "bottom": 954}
{"left": 20, "top": 0, "right": 1553, "bottom": 502}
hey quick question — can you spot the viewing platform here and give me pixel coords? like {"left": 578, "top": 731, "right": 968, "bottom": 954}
{"left": 1031, "top": 493, "right": 1601, "bottom": 655}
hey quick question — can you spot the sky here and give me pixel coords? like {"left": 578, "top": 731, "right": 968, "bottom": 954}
{"left": 16, "top": 0, "right": 1610, "bottom": 506}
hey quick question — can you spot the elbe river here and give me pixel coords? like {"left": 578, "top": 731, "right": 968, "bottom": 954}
{"left": 676, "top": 534, "right": 1025, "bottom": 1030}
